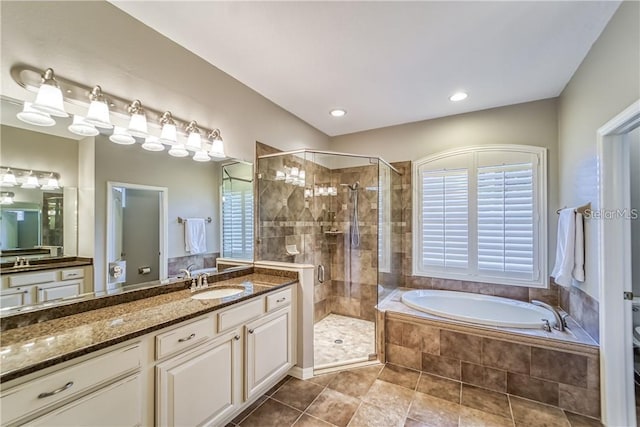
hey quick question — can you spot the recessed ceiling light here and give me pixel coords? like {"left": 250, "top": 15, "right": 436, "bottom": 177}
{"left": 330, "top": 109, "right": 346, "bottom": 117}
{"left": 449, "top": 92, "right": 468, "bottom": 102}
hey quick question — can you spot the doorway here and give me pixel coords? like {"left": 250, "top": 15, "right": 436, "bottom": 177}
{"left": 598, "top": 100, "right": 640, "bottom": 426}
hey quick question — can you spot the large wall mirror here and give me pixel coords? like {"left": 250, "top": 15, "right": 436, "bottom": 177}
{"left": 0, "top": 95, "right": 254, "bottom": 313}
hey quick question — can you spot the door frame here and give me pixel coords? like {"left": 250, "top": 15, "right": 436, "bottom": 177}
{"left": 106, "top": 181, "right": 169, "bottom": 288}
{"left": 598, "top": 99, "right": 640, "bottom": 426}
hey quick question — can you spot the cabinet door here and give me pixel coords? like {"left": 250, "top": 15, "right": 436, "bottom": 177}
{"left": 156, "top": 330, "right": 241, "bottom": 427}
{"left": 0, "top": 288, "right": 30, "bottom": 308}
{"left": 29, "top": 374, "right": 142, "bottom": 427}
{"left": 245, "top": 307, "right": 293, "bottom": 400}
{"left": 37, "top": 280, "right": 82, "bottom": 302}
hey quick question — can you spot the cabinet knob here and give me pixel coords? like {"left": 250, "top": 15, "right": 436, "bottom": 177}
{"left": 38, "top": 381, "right": 74, "bottom": 399}
{"left": 234, "top": 335, "right": 240, "bottom": 341}
{"left": 248, "top": 329, "right": 255, "bottom": 334}
{"left": 178, "top": 333, "right": 196, "bottom": 343}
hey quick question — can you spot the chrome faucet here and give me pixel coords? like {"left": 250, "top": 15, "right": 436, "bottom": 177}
{"left": 179, "top": 264, "right": 196, "bottom": 279}
{"left": 532, "top": 300, "right": 567, "bottom": 331}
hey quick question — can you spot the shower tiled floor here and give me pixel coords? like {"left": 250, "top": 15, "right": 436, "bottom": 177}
{"left": 228, "top": 364, "right": 602, "bottom": 427}
{"left": 314, "top": 314, "right": 375, "bottom": 368}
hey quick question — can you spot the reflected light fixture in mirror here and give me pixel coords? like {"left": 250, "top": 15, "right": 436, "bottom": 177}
{"left": 84, "top": 85, "right": 113, "bottom": 129}
{"left": 0, "top": 191, "right": 15, "bottom": 205}
{"left": 208, "top": 128, "right": 225, "bottom": 159}
{"left": 1, "top": 169, "right": 17, "bottom": 187}
{"left": 42, "top": 173, "right": 60, "bottom": 190}
{"left": 110, "top": 126, "right": 136, "bottom": 145}
{"left": 68, "top": 115, "right": 100, "bottom": 137}
{"left": 127, "top": 99, "right": 148, "bottom": 138}
{"left": 31, "top": 68, "right": 68, "bottom": 117}
{"left": 16, "top": 101, "right": 55, "bottom": 127}
{"left": 142, "top": 135, "right": 164, "bottom": 152}
{"left": 21, "top": 171, "right": 40, "bottom": 189}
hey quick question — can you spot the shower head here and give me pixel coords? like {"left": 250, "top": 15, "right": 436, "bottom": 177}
{"left": 340, "top": 181, "right": 360, "bottom": 191}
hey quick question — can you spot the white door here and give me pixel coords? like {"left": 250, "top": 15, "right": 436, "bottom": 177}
{"left": 30, "top": 374, "right": 142, "bottom": 427}
{"left": 245, "top": 308, "right": 293, "bottom": 400}
{"left": 156, "top": 330, "right": 241, "bottom": 427}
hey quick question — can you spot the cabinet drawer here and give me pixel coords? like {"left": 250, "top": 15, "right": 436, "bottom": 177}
{"left": 61, "top": 268, "right": 84, "bottom": 280}
{"left": 155, "top": 317, "right": 214, "bottom": 360}
{"left": 0, "top": 344, "right": 141, "bottom": 425}
{"left": 218, "top": 298, "right": 264, "bottom": 332}
{"left": 36, "top": 280, "right": 82, "bottom": 303}
{"left": 266, "top": 288, "right": 292, "bottom": 312}
{"left": 8, "top": 271, "right": 58, "bottom": 287}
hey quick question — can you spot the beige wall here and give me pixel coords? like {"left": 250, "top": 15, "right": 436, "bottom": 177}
{"left": 331, "top": 98, "right": 560, "bottom": 268}
{"left": 629, "top": 128, "right": 640, "bottom": 295}
{"left": 557, "top": 0, "right": 640, "bottom": 300}
{"left": 0, "top": 1, "right": 329, "bottom": 162}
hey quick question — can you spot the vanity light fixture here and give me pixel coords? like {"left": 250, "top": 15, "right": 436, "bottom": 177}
{"left": 42, "top": 173, "right": 60, "bottom": 190}
{"left": 16, "top": 101, "right": 56, "bottom": 127}
{"left": 68, "top": 115, "right": 100, "bottom": 137}
{"left": 1, "top": 169, "right": 17, "bottom": 187}
{"left": 449, "top": 92, "right": 468, "bottom": 102}
{"left": 31, "top": 68, "right": 68, "bottom": 117}
{"left": 168, "top": 143, "right": 189, "bottom": 158}
{"left": 141, "top": 136, "right": 165, "bottom": 152}
{"left": 185, "top": 121, "right": 202, "bottom": 150}
{"left": 193, "top": 149, "right": 211, "bottom": 162}
{"left": 330, "top": 109, "right": 346, "bottom": 117}
{"left": 84, "top": 85, "right": 113, "bottom": 129}
{"left": 109, "top": 126, "right": 136, "bottom": 145}
{"left": 127, "top": 100, "right": 148, "bottom": 138}
{"left": 0, "top": 191, "right": 15, "bottom": 205}
{"left": 159, "top": 111, "right": 178, "bottom": 145}
{"left": 207, "top": 129, "right": 225, "bottom": 159}
{"left": 21, "top": 171, "right": 41, "bottom": 189}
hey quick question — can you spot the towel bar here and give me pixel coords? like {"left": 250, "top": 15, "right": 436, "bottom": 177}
{"left": 178, "top": 217, "right": 212, "bottom": 223}
{"left": 556, "top": 202, "right": 591, "bottom": 215}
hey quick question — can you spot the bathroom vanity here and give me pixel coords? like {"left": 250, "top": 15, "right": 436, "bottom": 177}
{"left": 0, "top": 269, "right": 297, "bottom": 426}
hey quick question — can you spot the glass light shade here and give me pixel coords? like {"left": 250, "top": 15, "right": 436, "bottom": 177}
{"left": 141, "top": 136, "right": 165, "bottom": 152}
{"left": 32, "top": 83, "right": 68, "bottom": 117}
{"left": 275, "top": 171, "right": 286, "bottom": 181}
{"left": 208, "top": 139, "right": 225, "bottom": 158}
{"left": 186, "top": 131, "right": 202, "bottom": 150}
{"left": 168, "top": 143, "right": 189, "bottom": 157}
{"left": 42, "top": 175, "right": 60, "bottom": 190}
{"left": 22, "top": 173, "right": 41, "bottom": 189}
{"left": 159, "top": 123, "right": 178, "bottom": 145}
{"left": 2, "top": 171, "right": 17, "bottom": 187}
{"left": 109, "top": 126, "right": 135, "bottom": 145}
{"left": 127, "top": 112, "right": 148, "bottom": 138}
{"left": 0, "top": 195, "right": 14, "bottom": 205}
{"left": 84, "top": 100, "right": 113, "bottom": 129}
{"left": 16, "top": 102, "right": 56, "bottom": 127}
{"left": 290, "top": 167, "right": 299, "bottom": 178}
{"left": 68, "top": 115, "right": 100, "bottom": 137}
{"left": 193, "top": 150, "right": 210, "bottom": 162}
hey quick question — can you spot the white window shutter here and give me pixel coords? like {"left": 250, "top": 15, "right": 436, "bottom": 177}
{"left": 477, "top": 163, "right": 534, "bottom": 279}
{"left": 420, "top": 168, "right": 469, "bottom": 270}
{"left": 222, "top": 187, "right": 254, "bottom": 260}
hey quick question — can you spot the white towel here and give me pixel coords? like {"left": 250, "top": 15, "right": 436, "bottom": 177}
{"left": 551, "top": 208, "right": 585, "bottom": 286}
{"left": 184, "top": 218, "right": 207, "bottom": 254}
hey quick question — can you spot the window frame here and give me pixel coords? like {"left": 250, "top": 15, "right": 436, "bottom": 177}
{"left": 412, "top": 145, "right": 548, "bottom": 288}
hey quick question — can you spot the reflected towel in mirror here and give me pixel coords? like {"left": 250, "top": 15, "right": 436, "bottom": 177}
{"left": 184, "top": 218, "right": 207, "bottom": 254}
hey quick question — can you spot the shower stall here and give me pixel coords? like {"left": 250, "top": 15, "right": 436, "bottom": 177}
{"left": 256, "top": 149, "right": 403, "bottom": 371}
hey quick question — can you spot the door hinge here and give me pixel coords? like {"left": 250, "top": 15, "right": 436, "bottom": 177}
{"left": 624, "top": 291, "right": 634, "bottom": 300}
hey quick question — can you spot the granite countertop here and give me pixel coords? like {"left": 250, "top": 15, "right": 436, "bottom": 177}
{"left": 0, "top": 273, "right": 295, "bottom": 383}
{"left": 0, "top": 258, "right": 93, "bottom": 274}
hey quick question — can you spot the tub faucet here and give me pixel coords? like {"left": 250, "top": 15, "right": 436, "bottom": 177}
{"left": 532, "top": 300, "right": 566, "bottom": 331}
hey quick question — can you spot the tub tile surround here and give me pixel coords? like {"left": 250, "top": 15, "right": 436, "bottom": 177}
{"left": 167, "top": 251, "right": 220, "bottom": 276}
{"left": 227, "top": 364, "right": 601, "bottom": 427}
{"left": 380, "top": 296, "right": 601, "bottom": 420}
{"left": 389, "top": 160, "right": 600, "bottom": 343}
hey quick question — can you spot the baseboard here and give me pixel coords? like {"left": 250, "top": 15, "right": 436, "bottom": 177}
{"left": 288, "top": 365, "right": 314, "bottom": 380}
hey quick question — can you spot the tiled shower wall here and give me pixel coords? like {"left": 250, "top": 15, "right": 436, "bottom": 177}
{"left": 390, "top": 160, "right": 599, "bottom": 342}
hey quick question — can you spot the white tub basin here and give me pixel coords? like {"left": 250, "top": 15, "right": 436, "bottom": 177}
{"left": 191, "top": 287, "right": 244, "bottom": 300}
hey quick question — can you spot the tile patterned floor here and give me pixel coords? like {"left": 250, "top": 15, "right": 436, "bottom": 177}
{"left": 227, "top": 364, "right": 603, "bottom": 427}
{"left": 314, "top": 314, "right": 375, "bottom": 367}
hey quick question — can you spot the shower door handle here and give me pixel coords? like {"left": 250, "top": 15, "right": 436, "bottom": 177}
{"left": 317, "top": 265, "right": 325, "bottom": 283}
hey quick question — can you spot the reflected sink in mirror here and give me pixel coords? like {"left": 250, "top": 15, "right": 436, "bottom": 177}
{"left": 191, "top": 286, "right": 244, "bottom": 300}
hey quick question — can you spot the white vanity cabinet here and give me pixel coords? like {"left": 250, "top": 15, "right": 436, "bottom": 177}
{"left": 156, "top": 330, "right": 242, "bottom": 427}
{"left": 1, "top": 265, "right": 93, "bottom": 304}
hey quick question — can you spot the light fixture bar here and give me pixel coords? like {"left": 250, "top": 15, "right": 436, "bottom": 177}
{"left": 10, "top": 64, "right": 224, "bottom": 149}
{"left": 0, "top": 165, "right": 60, "bottom": 181}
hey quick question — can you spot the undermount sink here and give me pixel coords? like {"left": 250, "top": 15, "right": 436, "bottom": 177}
{"left": 191, "top": 287, "right": 244, "bottom": 300}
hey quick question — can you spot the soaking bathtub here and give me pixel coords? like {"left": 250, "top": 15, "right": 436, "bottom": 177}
{"left": 401, "top": 289, "right": 554, "bottom": 329}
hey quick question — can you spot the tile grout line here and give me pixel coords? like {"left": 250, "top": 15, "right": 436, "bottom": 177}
{"left": 235, "top": 377, "right": 291, "bottom": 426}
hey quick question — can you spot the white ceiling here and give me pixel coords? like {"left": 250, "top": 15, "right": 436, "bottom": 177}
{"left": 111, "top": 1, "right": 620, "bottom": 137}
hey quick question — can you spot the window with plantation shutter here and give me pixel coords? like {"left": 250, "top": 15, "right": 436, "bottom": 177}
{"left": 222, "top": 187, "right": 254, "bottom": 260}
{"left": 413, "top": 146, "right": 547, "bottom": 287}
